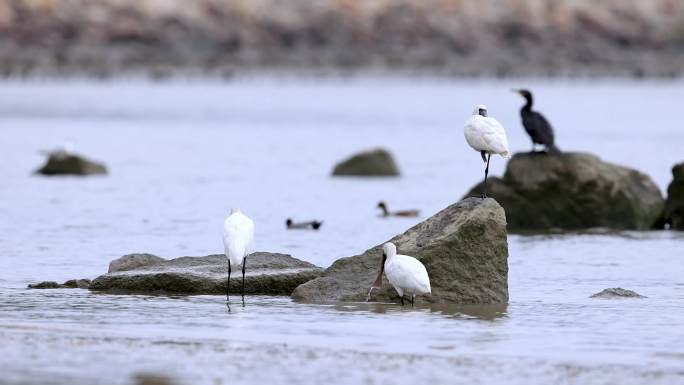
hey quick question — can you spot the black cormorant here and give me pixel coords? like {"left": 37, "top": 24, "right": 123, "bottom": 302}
{"left": 513, "top": 89, "right": 560, "bottom": 153}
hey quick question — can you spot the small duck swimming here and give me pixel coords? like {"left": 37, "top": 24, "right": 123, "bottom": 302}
{"left": 377, "top": 201, "right": 419, "bottom": 218}
{"left": 286, "top": 218, "right": 323, "bottom": 230}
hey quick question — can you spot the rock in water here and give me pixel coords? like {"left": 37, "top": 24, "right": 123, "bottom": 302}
{"left": 664, "top": 162, "right": 684, "bottom": 230}
{"left": 36, "top": 151, "right": 107, "bottom": 176}
{"left": 108, "top": 253, "right": 166, "bottom": 273}
{"left": 291, "top": 198, "right": 508, "bottom": 304}
{"left": 28, "top": 279, "right": 91, "bottom": 289}
{"left": 590, "top": 288, "right": 646, "bottom": 298}
{"left": 332, "top": 148, "right": 400, "bottom": 177}
{"left": 89, "top": 252, "right": 322, "bottom": 295}
{"left": 463, "top": 152, "right": 664, "bottom": 231}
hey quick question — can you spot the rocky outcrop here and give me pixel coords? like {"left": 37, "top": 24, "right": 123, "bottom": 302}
{"left": 332, "top": 148, "right": 400, "bottom": 177}
{"left": 108, "top": 253, "right": 166, "bottom": 273}
{"left": 89, "top": 252, "right": 322, "bottom": 295}
{"left": 664, "top": 162, "right": 684, "bottom": 230}
{"left": 291, "top": 198, "right": 508, "bottom": 304}
{"left": 28, "top": 279, "right": 91, "bottom": 289}
{"left": 590, "top": 288, "right": 646, "bottom": 298}
{"left": 35, "top": 151, "right": 107, "bottom": 176}
{"left": 464, "top": 152, "right": 664, "bottom": 232}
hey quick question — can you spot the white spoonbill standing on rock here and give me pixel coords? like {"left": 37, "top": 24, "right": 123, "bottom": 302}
{"left": 371, "top": 242, "right": 431, "bottom": 306}
{"left": 223, "top": 208, "right": 254, "bottom": 304}
{"left": 464, "top": 104, "right": 510, "bottom": 198}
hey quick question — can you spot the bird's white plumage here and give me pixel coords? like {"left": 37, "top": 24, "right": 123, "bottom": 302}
{"left": 382, "top": 243, "right": 431, "bottom": 298}
{"left": 223, "top": 208, "right": 255, "bottom": 267}
{"left": 464, "top": 105, "right": 511, "bottom": 158}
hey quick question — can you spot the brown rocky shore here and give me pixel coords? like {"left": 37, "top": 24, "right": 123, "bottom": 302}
{"left": 2, "top": 0, "right": 684, "bottom": 78}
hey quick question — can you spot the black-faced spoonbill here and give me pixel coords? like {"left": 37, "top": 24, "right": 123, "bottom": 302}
{"left": 370, "top": 242, "right": 431, "bottom": 306}
{"left": 464, "top": 104, "right": 511, "bottom": 198}
{"left": 223, "top": 208, "right": 254, "bottom": 304}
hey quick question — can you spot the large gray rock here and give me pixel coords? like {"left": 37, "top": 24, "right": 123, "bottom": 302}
{"left": 664, "top": 162, "right": 684, "bottom": 230}
{"left": 464, "top": 152, "right": 664, "bottom": 232}
{"left": 89, "top": 252, "right": 322, "bottom": 295}
{"left": 36, "top": 151, "right": 107, "bottom": 176}
{"left": 332, "top": 148, "right": 400, "bottom": 177}
{"left": 291, "top": 198, "right": 508, "bottom": 304}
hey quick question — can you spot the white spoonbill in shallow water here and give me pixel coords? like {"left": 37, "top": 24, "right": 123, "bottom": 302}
{"left": 371, "top": 242, "right": 431, "bottom": 306}
{"left": 464, "top": 104, "right": 510, "bottom": 198}
{"left": 223, "top": 208, "right": 255, "bottom": 303}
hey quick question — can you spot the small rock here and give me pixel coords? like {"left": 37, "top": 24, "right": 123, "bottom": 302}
{"left": 291, "top": 197, "right": 509, "bottom": 304}
{"left": 28, "top": 281, "right": 61, "bottom": 289}
{"left": 35, "top": 151, "right": 107, "bottom": 176}
{"left": 463, "top": 152, "right": 664, "bottom": 231}
{"left": 664, "top": 162, "right": 684, "bottom": 230}
{"left": 590, "top": 288, "right": 646, "bottom": 298}
{"left": 90, "top": 252, "right": 323, "bottom": 295}
{"left": 332, "top": 148, "right": 400, "bottom": 177}
{"left": 28, "top": 279, "right": 91, "bottom": 289}
{"left": 108, "top": 253, "right": 166, "bottom": 273}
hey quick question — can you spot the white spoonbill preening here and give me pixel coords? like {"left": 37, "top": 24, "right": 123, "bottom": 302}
{"left": 223, "top": 208, "right": 255, "bottom": 304}
{"left": 371, "top": 242, "right": 431, "bottom": 306}
{"left": 464, "top": 105, "right": 511, "bottom": 198}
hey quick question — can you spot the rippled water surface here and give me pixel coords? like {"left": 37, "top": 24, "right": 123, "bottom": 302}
{"left": 1, "top": 78, "right": 683, "bottom": 385}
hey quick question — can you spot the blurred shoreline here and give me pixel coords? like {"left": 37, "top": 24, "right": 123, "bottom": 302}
{"left": 2, "top": 0, "right": 684, "bottom": 79}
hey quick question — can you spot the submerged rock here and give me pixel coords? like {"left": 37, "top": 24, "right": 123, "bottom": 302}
{"left": 464, "top": 152, "right": 664, "bottom": 232}
{"left": 28, "top": 279, "right": 91, "bottom": 289}
{"left": 590, "top": 288, "right": 646, "bottom": 298}
{"left": 332, "top": 148, "right": 400, "bottom": 177}
{"left": 292, "top": 197, "right": 508, "bottom": 304}
{"left": 89, "top": 252, "right": 322, "bottom": 295}
{"left": 664, "top": 162, "right": 684, "bottom": 230}
{"left": 35, "top": 151, "right": 107, "bottom": 176}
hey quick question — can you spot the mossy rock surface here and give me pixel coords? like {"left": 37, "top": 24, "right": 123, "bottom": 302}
{"left": 292, "top": 198, "right": 509, "bottom": 305}
{"left": 89, "top": 252, "right": 322, "bottom": 295}
{"left": 464, "top": 152, "right": 664, "bottom": 232}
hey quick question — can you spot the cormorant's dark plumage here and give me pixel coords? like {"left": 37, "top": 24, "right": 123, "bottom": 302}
{"left": 515, "top": 89, "right": 560, "bottom": 153}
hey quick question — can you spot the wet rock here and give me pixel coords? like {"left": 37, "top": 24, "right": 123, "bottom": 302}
{"left": 89, "top": 252, "right": 323, "bottom": 295}
{"left": 28, "top": 279, "right": 91, "bottom": 289}
{"left": 664, "top": 162, "right": 684, "bottom": 230}
{"left": 464, "top": 152, "right": 664, "bottom": 232}
{"left": 590, "top": 288, "right": 646, "bottom": 298}
{"left": 35, "top": 151, "right": 107, "bottom": 176}
{"left": 108, "top": 253, "right": 166, "bottom": 273}
{"left": 292, "top": 197, "right": 508, "bottom": 304}
{"left": 332, "top": 148, "right": 400, "bottom": 177}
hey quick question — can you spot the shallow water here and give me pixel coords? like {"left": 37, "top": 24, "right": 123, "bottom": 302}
{"left": 1, "top": 78, "right": 683, "bottom": 385}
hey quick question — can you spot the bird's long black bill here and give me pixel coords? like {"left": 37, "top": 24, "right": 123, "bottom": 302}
{"left": 371, "top": 254, "right": 387, "bottom": 289}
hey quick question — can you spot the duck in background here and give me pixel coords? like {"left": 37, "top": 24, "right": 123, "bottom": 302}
{"left": 377, "top": 201, "right": 419, "bottom": 218}
{"left": 286, "top": 218, "right": 323, "bottom": 230}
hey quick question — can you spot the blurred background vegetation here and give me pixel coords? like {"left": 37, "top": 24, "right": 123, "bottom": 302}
{"left": 1, "top": 0, "right": 684, "bottom": 78}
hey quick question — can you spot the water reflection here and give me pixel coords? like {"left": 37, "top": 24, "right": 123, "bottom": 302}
{"left": 332, "top": 301, "right": 508, "bottom": 320}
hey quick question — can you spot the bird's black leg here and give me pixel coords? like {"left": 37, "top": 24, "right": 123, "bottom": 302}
{"left": 411, "top": 295, "right": 415, "bottom": 307}
{"left": 400, "top": 296, "right": 405, "bottom": 306}
{"left": 228, "top": 261, "right": 232, "bottom": 301}
{"left": 241, "top": 257, "right": 247, "bottom": 305}
{"left": 480, "top": 150, "right": 487, "bottom": 163}
{"left": 483, "top": 153, "right": 491, "bottom": 198}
